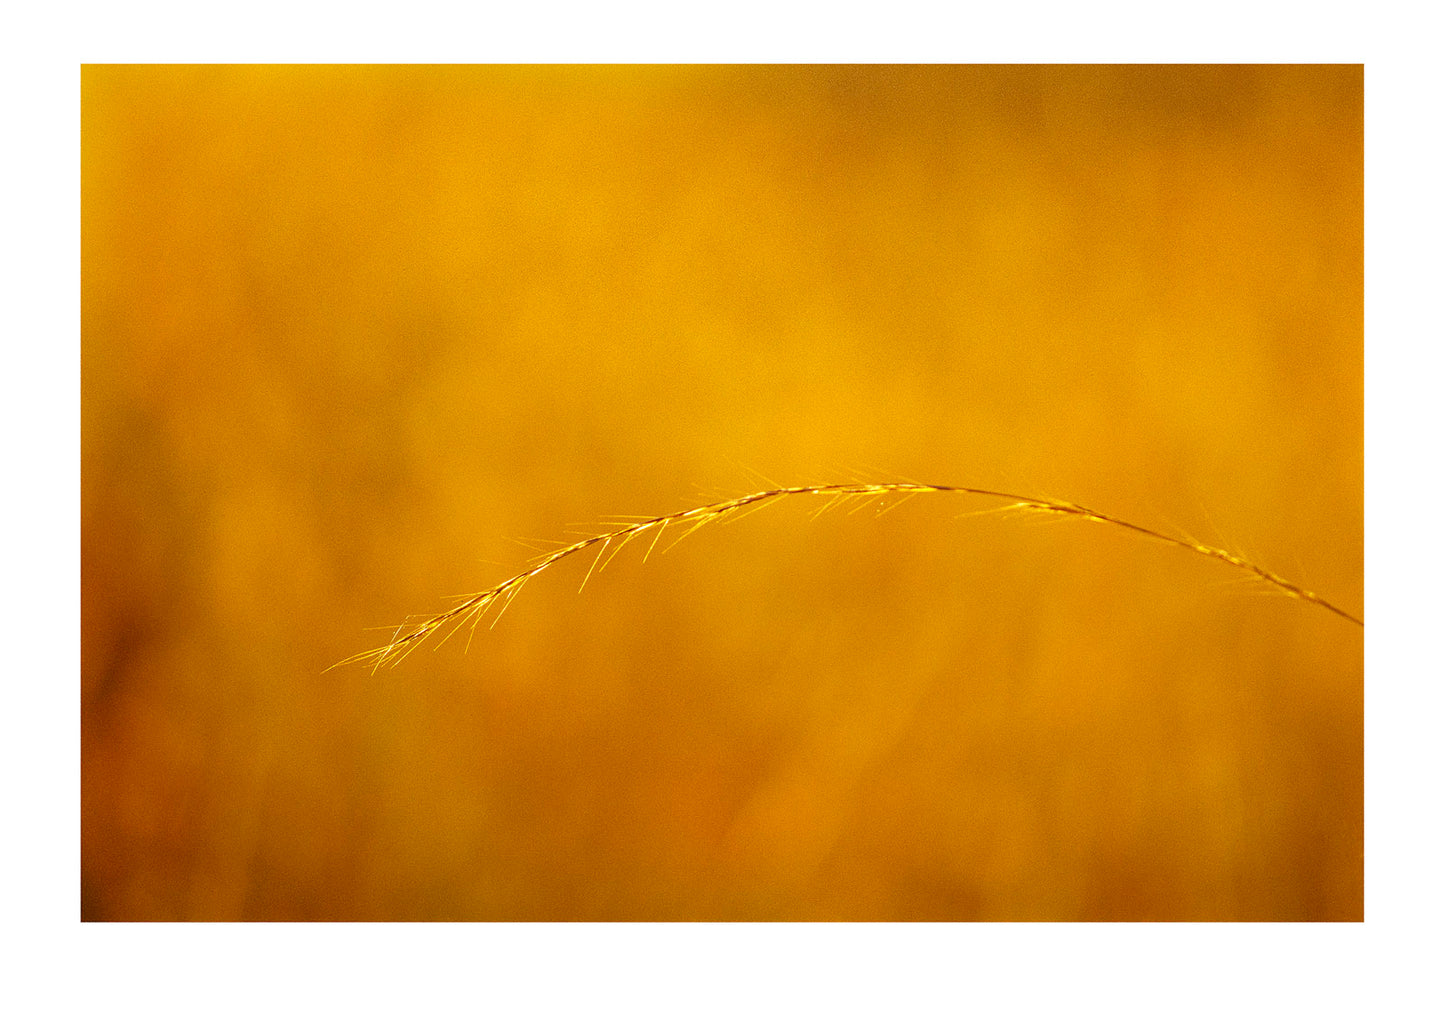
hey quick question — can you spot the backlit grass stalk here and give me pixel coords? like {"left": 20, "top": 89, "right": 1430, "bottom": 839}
{"left": 331, "top": 482, "right": 1362, "bottom": 672}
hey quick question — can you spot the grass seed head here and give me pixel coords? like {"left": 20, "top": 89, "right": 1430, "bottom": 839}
{"left": 331, "top": 482, "right": 1362, "bottom": 672}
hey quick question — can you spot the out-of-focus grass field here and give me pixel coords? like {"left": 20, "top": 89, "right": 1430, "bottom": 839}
{"left": 81, "top": 65, "right": 1361, "bottom": 921}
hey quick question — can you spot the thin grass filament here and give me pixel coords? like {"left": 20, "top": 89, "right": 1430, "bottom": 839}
{"left": 330, "top": 482, "right": 1362, "bottom": 672}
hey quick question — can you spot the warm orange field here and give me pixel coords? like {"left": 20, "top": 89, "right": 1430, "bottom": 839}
{"left": 81, "top": 65, "right": 1362, "bottom": 921}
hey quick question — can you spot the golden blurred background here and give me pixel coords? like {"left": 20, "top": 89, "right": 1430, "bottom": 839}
{"left": 81, "top": 65, "right": 1362, "bottom": 921}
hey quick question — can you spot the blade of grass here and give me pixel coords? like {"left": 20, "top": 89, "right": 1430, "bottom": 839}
{"left": 329, "top": 482, "right": 1362, "bottom": 672}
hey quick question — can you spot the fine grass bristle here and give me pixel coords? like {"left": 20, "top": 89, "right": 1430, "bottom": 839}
{"left": 330, "top": 482, "right": 1363, "bottom": 672}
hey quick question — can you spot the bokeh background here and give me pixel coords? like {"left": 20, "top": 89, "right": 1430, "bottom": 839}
{"left": 82, "top": 65, "right": 1362, "bottom": 921}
